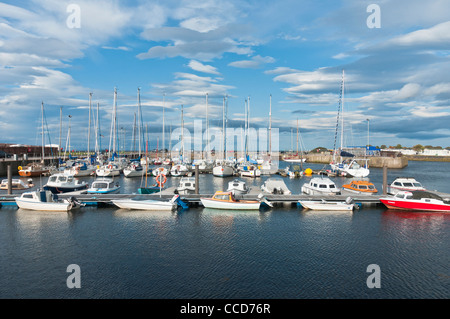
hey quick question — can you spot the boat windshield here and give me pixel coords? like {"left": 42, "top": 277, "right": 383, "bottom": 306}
{"left": 368, "top": 185, "right": 375, "bottom": 190}
{"left": 214, "top": 194, "right": 231, "bottom": 201}
{"left": 93, "top": 183, "right": 108, "bottom": 188}
{"left": 413, "top": 183, "right": 422, "bottom": 187}
{"left": 359, "top": 185, "right": 368, "bottom": 190}
{"left": 403, "top": 182, "right": 413, "bottom": 187}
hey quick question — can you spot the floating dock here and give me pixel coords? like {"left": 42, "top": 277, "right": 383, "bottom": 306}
{"left": 0, "top": 191, "right": 385, "bottom": 208}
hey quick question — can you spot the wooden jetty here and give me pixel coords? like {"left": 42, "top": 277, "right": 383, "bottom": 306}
{"left": 0, "top": 191, "right": 385, "bottom": 208}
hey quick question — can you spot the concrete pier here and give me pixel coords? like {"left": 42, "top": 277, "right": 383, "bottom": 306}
{"left": 304, "top": 154, "right": 408, "bottom": 168}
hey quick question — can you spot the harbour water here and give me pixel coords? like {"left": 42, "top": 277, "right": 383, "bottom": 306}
{"left": 0, "top": 161, "right": 449, "bottom": 299}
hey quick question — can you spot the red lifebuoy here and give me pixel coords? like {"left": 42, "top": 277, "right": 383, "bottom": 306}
{"left": 108, "top": 165, "right": 113, "bottom": 169}
{"left": 156, "top": 174, "right": 167, "bottom": 187}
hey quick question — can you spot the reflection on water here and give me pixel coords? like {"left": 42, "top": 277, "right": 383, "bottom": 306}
{"left": 0, "top": 161, "right": 449, "bottom": 298}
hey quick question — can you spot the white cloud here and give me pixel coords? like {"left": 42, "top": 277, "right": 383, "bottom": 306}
{"left": 188, "top": 60, "right": 221, "bottom": 75}
{"left": 228, "top": 55, "right": 275, "bottom": 69}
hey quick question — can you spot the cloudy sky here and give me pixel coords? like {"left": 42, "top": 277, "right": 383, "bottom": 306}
{"left": 1, "top": 0, "right": 450, "bottom": 152}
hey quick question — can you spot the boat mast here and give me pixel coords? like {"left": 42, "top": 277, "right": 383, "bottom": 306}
{"left": 225, "top": 95, "right": 228, "bottom": 161}
{"left": 269, "top": 94, "right": 272, "bottom": 157}
{"left": 222, "top": 96, "right": 225, "bottom": 160}
{"left": 87, "top": 92, "right": 92, "bottom": 157}
{"left": 95, "top": 102, "right": 100, "bottom": 156}
{"left": 137, "top": 88, "right": 142, "bottom": 157}
{"left": 41, "top": 101, "right": 44, "bottom": 162}
{"left": 296, "top": 118, "right": 299, "bottom": 156}
{"left": 162, "top": 93, "right": 165, "bottom": 160}
{"left": 205, "top": 93, "right": 209, "bottom": 160}
{"left": 59, "top": 106, "right": 62, "bottom": 159}
{"left": 181, "top": 105, "right": 184, "bottom": 161}
{"left": 341, "top": 70, "right": 345, "bottom": 157}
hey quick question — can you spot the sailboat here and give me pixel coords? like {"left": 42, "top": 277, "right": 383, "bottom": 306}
{"left": 170, "top": 105, "right": 190, "bottom": 177}
{"left": 330, "top": 70, "right": 370, "bottom": 178}
{"left": 213, "top": 96, "right": 234, "bottom": 177}
{"left": 283, "top": 118, "right": 305, "bottom": 163}
{"left": 19, "top": 102, "right": 52, "bottom": 177}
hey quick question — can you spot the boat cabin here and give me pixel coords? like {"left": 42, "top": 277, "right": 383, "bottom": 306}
{"left": 212, "top": 191, "right": 236, "bottom": 202}
{"left": 343, "top": 180, "right": 377, "bottom": 193}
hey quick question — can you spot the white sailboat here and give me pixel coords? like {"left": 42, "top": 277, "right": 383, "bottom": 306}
{"left": 330, "top": 70, "right": 370, "bottom": 178}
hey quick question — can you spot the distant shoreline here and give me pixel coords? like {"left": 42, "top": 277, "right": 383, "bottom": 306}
{"left": 403, "top": 155, "right": 450, "bottom": 162}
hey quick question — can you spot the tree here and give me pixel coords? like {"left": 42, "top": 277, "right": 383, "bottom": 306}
{"left": 380, "top": 144, "right": 387, "bottom": 149}
{"left": 412, "top": 144, "right": 424, "bottom": 152}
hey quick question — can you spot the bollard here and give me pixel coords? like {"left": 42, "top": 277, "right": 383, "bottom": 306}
{"left": 195, "top": 165, "right": 199, "bottom": 194}
{"left": 383, "top": 165, "right": 387, "bottom": 195}
{"left": 7, "top": 165, "right": 12, "bottom": 195}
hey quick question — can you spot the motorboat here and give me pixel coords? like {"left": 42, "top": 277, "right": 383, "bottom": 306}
{"left": 298, "top": 197, "right": 355, "bottom": 211}
{"left": 301, "top": 177, "right": 341, "bottom": 195}
{"left": 18, "top": 163, "right": 50, "bottom": 177}
{"left": 96, "top": 163, "right": 121, "bottom": 177}
{"left": 43, "top": 173, "right": 89, "bottom": 194}
{"left": 240, "top": 165, "right": 261, "bottom": 178}
{"left": 342, "top": 180, "right": 377, "bottom": 194}
{"left": 87, "top": 178, "right": 121, "bottom": 194}
{"left": 386, "top": 177, "right": 425, "bottom": 195}
{"left": 170, "top": 164, "right": 190, "bottom": 177}
{"left": 227, "top": 179, "right": 249, "bottom": 196}
{"left": 0, "top": 178, "right": 34, "bottom": 190}
{"left": 200, "top": 191, "right": 261, "bottom": 210}
{"left": 176, "top": 177, "right": 196, "bottom": 195}
{"left": 260, "top": 178, "right": 292, "bottom": 195}
{"left": 111, "top": 195, "right": 180, "bottom": 211}
{"left": 380, "top": 191, "right": 450, "bottom": 212}
{"left": 15, "top": 190, "right": 84, "bottom": 211}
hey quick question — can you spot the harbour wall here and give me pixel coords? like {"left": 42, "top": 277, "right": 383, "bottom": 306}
{"left": 0, "top": 158, "right": 55, "bottom": 177}
{"left": 304, "top": 154, "right": 408, "bottom": 168}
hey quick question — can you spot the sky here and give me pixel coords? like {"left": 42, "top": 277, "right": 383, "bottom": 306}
{"left": 1, "top": 0, "right": 450, "bottom": 152}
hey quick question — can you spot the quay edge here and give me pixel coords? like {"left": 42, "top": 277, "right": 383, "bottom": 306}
{"left": 304, "top": 154, "right": 408, "bottom": 169}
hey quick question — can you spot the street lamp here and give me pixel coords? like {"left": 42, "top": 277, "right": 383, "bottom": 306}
{"left": 366, "top": 119, "right": 370, "bottom": 156}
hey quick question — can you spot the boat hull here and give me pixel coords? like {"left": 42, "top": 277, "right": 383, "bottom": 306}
{"left": 43, "top": 184, "right": 88, "bottom": 194}
{"left": 299, "top": 200, "right": 354, "bottom": 211}
{"left": 380, "top": 199, "right": 450, "bottom": 212}
{"left": 200, "top": 198, "right": 260, "bottom": 210}
{"left": 212, "top": 166, "right": 234, "bottom": 177}
{"left": 112, "top": 199, "right": 176, "bottom": 211}
{"left": 15, "top": 198, "right": 71, "bottom": 211}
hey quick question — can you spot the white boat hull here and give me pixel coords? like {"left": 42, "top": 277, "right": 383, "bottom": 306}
{"left": 123, "top": 168, "right": 146, "bottom": 177}
{"left": 15, "top": 198, "right": 72, "bottom": 211}
{"left": 240, "top": 170, "right": 261, "bottom": 177}
{"left": 112, "top": 199, "right": 176, "bottom": 211}
{"left": 299, "top": 200, "right": 354, "bottom": 211}
{"left": 212, "top": 166, "right": 234, "bottom": 177}
{"left": 96, "top": 169, "right": 120, "bottom": 177}
{"left": 200, "top": 198, "right": 260, "bottom": 210}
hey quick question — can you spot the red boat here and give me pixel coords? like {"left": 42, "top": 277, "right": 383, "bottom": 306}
{"left": 380, "top": 190, "right": 450, "bottom": 212}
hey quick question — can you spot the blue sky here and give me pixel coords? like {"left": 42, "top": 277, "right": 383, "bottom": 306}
{"left": 1, "top": 0, "right": 450, "bottom": 152}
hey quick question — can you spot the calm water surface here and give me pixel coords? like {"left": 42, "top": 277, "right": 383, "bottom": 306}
{"left": 0, "top": 161, "right": 449, "bottom": 298}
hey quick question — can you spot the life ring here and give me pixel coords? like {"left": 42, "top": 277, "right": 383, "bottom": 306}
{"left": 108, "top": 165, "right": 113, "bottom": 169}
{"left": 156, "top": 174, "right": 167, "bottom": 187}
{"left": 18, "top": 166, "right": 22, "bottom": 171}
